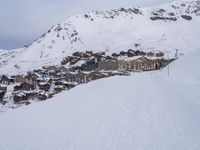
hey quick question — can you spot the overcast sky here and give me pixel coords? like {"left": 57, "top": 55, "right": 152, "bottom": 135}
{"left": 0, "top": 0, "right": 170, "bottom": 49}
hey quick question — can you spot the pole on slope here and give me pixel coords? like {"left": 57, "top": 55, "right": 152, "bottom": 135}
{"left": 167, "top": 50, "right": 169, "bottom": 77}
{"left": 163, "top": 50, "right": 170, "bottom": 77}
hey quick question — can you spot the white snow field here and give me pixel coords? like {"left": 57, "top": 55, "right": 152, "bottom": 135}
{"left": 0, "top": 48, "right": 200, "bottom": 150}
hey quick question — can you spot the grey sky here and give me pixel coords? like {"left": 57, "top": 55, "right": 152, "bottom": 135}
{"left": 0, "top": 0, "right": 170, "bottom": 49}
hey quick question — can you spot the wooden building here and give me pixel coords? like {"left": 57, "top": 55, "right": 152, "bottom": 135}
{"left": 15, "top": 75, "right": 27, "bottom": 83}
{"left": 13, "top": 92, "right": 28, "bottom": 103}
{"left": 81, "top": 58, "right": 98, "bottom": 71}
{"left": 14, "top": 82, "right": 35, "bottom": 91}
{"left": 98, "top": 59, "right": 118, "bottom": 71}
{"left": 118, "top": 56, "right": 161, "bottom": 71}
{"left": 0, "top": 75, "right": 14, "bottom": 85}
{"left": 38, "top": 82, "right": 51, "bottom": 92}
{"left": 0, "top": 89, "right": 6, "bottom": 102}
{"left": 88, "top": 71, "right": 107, "bottom": 81}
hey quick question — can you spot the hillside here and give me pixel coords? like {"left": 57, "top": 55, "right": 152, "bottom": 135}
{"left": 0, "top": 0, "right": 200, "bottom": 74}
{"left": 1, "top": 0, "right": 200, "bottom": 149}
{"left": 0, "top": 47, "right": 200, "bottom": 150}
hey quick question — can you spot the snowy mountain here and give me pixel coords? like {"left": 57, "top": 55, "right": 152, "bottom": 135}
{"left": 0, "top": 0, "right": 200, "bottom": 74}
{"left": 0, "top": 0, "right": 200, "bottom": 149}
{"left": 0, "top": 47, "right": 200, "bottom": 150}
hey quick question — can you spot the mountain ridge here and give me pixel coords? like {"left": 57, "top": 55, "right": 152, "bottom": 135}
{"left": 0, "top": 0, "right": 200, "bottom": 74}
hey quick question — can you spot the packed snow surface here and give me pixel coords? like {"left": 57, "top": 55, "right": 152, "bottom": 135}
{"left": 0, "top": 48, "right": 200, "bottom": 150}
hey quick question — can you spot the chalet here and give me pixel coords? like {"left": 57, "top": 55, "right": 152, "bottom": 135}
{"left": 0, "top": 86, "right": 7, "bottom": 105}
{"left": 101, "top": 52, "right": 106, "bottom": 55}
{"left": 105, "top": 56, "right": 113, "bottom": 60}
{"left": 119, "top": 51, "right": 127, "bottom": 56}
{"left": 0, "top": 75, "right": 12, "bottom": 85}
{"left": 102, "top": 71, "right": 114, "bottom": 77}
{"left": 82, "top": 53, "right": 90, "bottom": 59}
{"left": 13, "top": 92, "right": 28, "bottom": 103}
{"left": 14, "top": 82, "right": 35, "bottom": 91}
{"left": 54, "top": 81, "right": 68, "bottom": 90}
{"left": 10, "top": 75, "right": 16, "bottom": 79}
{"left": 81, "top": 58, "right": 98, "bottom": 71}
{"left": 49, "top": 71, "right": 58, "bottom": 78}
{"left": 67, "top": 56, "right": 74, "bottom": 62}
{"left": 38, "top": 82, "right": 51, "bottom": 92}
{"left": 10, "top": 78, "right": 15, "bottom": 84}
{"left": 112, "top": 71, "right": 131, "bottom": 76}
{"left": 135, "top": 50, "right": 140, "bottom": 56}
{"left": 49, "top": 92, "right": 57, "bottom": 98}
{"left": 63, "top": 71, "right": 88, "bottom": 84}
{"left": 147, "top": 52, "right": 155, "bottom": 57}
{"left": 43, "top": 65, "right": 56, "bottom": 71}
{"left": 118, "top": 60, "right": 130, "bottom": 71}
{"left": 127, "top": 50, "right": 136, "bottom": 57}
{"left": 14, "top": 85, "right": 21, "bottom": 91}
{"left": 15, "top": 75, "right": 27, "bottom": 83}
{"left": 86, "top": 51, "right": 93, "bottom": 55}
{"left": 47, "top": 78, "right": 53, "bottom": 84}
{"left": 36, "top": 91, "right": 48, "bottom": 101}
{"left": 74, "top": 71, "right": 89, "bottom": 84}
{"left": 92, "top": 52, "right": 105, "bottom": 61}
{"left": 98, "top": 59, "right": 118, "bottom": 71}
{"left": 135, "top": 50, "right": 146, "bottom": 56}
{"left": 37, "top": 94, "right": 48, "bottom": 101}
{"left": 68, "top": 66, "right": 77, "bottom": 72}
{"left": 69, "top": 57, "right": 80, "bottom": 65}
{"left": 118, "top": 56, "right": 161, "bottom": 71}
{"left": 139, "top": 51, "right": 147, "bottom": 56}
{"left": 33, "top": 69, "right": 44, "bottom": 77}
{"left": 37, "top": 70, "right": 48, "bottom": 79}
{"left": 70, "top": 65, "right": 83, "bottom": 72}
{"left": 21, "top": 82, "right": 35, "bottom": 91}
{"left": 72, "top": 52, "right": 83, "bottom": 58}
{"left": 66, "top": 82, "right": 77, "bottom": 89}
{"left": 54, "top": 81, "right": 76, "bottom": 92}
{"left": 112, "top": 53, "right": 120, "bottom": 58}
{"left": 43, "top": 66, "right": 59, "bottom": 78}
{"left": 54, "top": 85, "right": 65, "bottom": 93}
{"left": 26, "top": 73, "right": 38, "bottom": 88}
{"left": 63, "top": 72, "right": 75, "bottom": 83}
{"left": 0, "top": 86, "right": 7, "bottom": 93}
{"left": 24, "top": 91, "right": 36, "bottom": 100}
{"left": 93, "top": 52, "right": 105, "bottom": 56}
{"left": 36, "top": 78, "right": 45, "bottom": 84}
{"left": 59, "top": 66, "right": 69, "bottom": 73}
{"left": 155, "top": 52, "right": 164, "bottom": 57}
{"left": 61, "top": 59, "right": 69, "bottom": 65}
{"left": 88, "top": 71, "right": 107, "bottom": 81}
{"left": 0, "top": 86, "right": 7, "bottom": 102}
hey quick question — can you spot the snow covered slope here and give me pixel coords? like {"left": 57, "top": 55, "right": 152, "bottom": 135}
{"left": 1, "top": 0, "right": 200, "bottom": 74}
{"left": 0, "top": 47, "right": 200, "bottom": 150}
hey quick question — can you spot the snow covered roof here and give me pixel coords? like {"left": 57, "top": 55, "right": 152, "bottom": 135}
{"left": 72, "top": 60, "right": 86, "bottom": 67}
{"left": 39, "top": 82, "right": 50, "bottom": 86}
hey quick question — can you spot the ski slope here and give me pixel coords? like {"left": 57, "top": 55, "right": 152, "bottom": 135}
{"left": 0, "top": 49, "right": 200, "bottom": 150}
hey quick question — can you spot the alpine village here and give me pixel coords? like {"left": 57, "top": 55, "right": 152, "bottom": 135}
{"left": 0, "top": 49, "right": 175, "bottom": 109}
